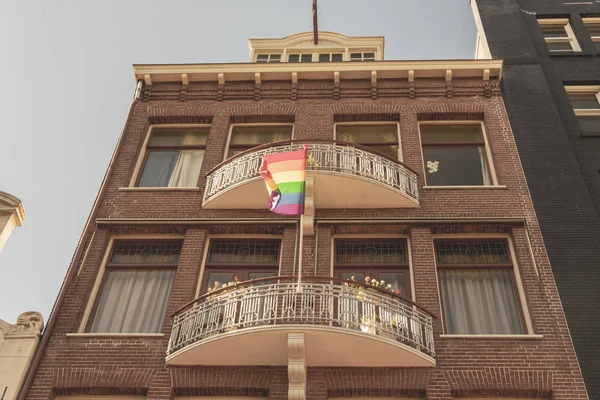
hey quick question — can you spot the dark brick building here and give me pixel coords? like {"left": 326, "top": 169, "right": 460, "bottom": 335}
{"left": 17, "top": 31, "right": 589, "bottom": 399}
{"left": 471, "top": 0, "right": 600, "bottom": 397}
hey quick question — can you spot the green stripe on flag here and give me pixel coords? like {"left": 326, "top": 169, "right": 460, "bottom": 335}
{"left": 278, "top": 181, "right": 305, "bottom": 194}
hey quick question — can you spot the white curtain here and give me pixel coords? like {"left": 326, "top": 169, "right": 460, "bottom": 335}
{"left": 478, "top": 147, "right": 491, "bottom": 185}
{"left": 440, "top": 270, "right": 523, "bottom": 334}
{"left": 168, "top": 150, "right": 205, "bottom": 187}
{"left": 91, "top": 270, "right": 174, "bottom": 333}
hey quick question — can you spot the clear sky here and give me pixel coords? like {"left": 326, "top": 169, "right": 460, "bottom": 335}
{"left": 0, "top": 0, "right": 476, "bottom": 323}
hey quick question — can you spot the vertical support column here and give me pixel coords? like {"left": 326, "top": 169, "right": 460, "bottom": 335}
{"left": 287, "top": 333, "right": 306, "bottom": 400}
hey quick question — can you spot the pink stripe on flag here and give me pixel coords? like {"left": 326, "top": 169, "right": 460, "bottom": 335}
{"left": 271, "top": 203, "right": 304, "bottom": 215}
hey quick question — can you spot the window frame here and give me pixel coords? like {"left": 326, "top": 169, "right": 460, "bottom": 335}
{"left": 330, "top": 235, "right": 415, "bottom": 301}
{"left": 333, "top": 121, "right": 403, "bottom": 162}
{"left": 255, "top": 53, "right": 282, "bottom": 63}
{"left": 223, "top": 123, "right": 295, "bottom": 161}
{"left": 79, "top": 235, "right": 185, "bottom": 334}
{"left": 432, "top": 234, "right": 534, "bottom": 336}
{"left": 582, "top": 17, "right": 600, "bottom": 50}
{"left": 418, "top": 120, "right": 499, "bottom": 188}
{"left": 196, "top": 236, "right": 283, "bottom": 297}
{"left": 318, "top": 52, "right": 344, "bottom": 62}
{"left": 565, "top": 85, "right": 600, "bottom": 136}
{"left": 349, "top": 52, "right": 376, "bottom": 61}
{"left": 537, "top": 18, "right": 582, "bottom": 52}
{"left": 129, "top": 124, "right": 211, "bottom": 189}
{"left": 287, "top": 53, "right": 313, "bottom": 62}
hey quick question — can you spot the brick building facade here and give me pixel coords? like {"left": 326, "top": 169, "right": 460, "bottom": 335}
{"left": 18, "top": 32, "right": 588, "bottom": 399}
{"left": 471, "top": 1, "right": 600, "bottom": 397}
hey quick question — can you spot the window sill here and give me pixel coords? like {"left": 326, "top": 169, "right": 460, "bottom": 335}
{"left": 423, "top": 185, "right": 506, "bottom": 190}
{"left": 549, "top": 51, "right": 592, "bottom": 57}
{"left": 118, "top": 187, "right": 200, "bottom": 192}
{"left": 439, "top": 334, "right": 543, "bottom": 339}
{"left": 66, "top": 333, "right": 165, "bottom": 338}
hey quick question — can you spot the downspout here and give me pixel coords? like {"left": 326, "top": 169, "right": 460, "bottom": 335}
{"left": 313, "top": 221, "right": 318, "bottom": 275}
{"left": 17, "top": 80, "right": 143, "bottom": 400}
{"left": 292, "top": 220, "right": 299, "bottom": 275}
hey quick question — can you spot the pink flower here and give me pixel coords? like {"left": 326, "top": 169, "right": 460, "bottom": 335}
{"left": 396, "top": 289, "right": 402, "bottom": 294}
{"left": 234, "top": 276, "right": 239, "bottom": 282}
{"left": 365, "top": 276, "right": 371, "bottom": 282}
{"left": 214, "top": 281, "right": 220, "bottom": 286}
{"left": 351, "top": 276, "right": 355, "bottom": 280}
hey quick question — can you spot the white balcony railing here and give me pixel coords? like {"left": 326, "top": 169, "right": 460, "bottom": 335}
{"left": 168, "top": 276, "right": 435, "bottom": 361}
{"left": 203, "top": 140, "right": 419, "bottom": 206}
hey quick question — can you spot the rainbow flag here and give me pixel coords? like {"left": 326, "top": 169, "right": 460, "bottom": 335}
{"left": 259, "top": 147, "right": 307, "bottom": 215}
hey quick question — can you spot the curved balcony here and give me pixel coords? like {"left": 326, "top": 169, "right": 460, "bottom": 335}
{"left": 167, "top": 276, "right": 435, "bottom": 367}
{"left": 202, "top": 140, "right": 419, "bottom": 209}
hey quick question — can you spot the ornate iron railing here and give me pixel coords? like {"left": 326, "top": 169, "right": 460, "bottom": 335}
{"left": 168, "top": 276, "right": 435, "bottom": 359}
{"left": 203, "top": 140, "right": 419, "bottom": 206}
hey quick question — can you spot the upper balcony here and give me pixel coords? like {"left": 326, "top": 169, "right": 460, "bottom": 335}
{"left": 167, "top": 276, "right": 435, "bottom": 368}
{"left": 202, "top": 140, "right": 419, "bottom": 210}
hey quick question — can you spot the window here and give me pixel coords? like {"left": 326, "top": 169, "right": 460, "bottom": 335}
{"left": 202, "top": 240, "right": 280, "bottom": 292}
{"left": 226, "top": 124, "right": 293, "bottom": 158}
{"left": 537, "top": 18, "right": 581, "bottom": 52}
{"left": 420, "top": 123, "right": 492, "bottom": 186}
{"left": 256, "top": 54, "right": 281, "bottom": 63}
{"left": 335, "top": 123, "right": 400, "bottom": 159}
{"left": 288, "top": 53, "right": 312, "bottom": 62}
{"left": 583, "top": 17, "right": 600, "bottom": 51}
{"left": 137, "top": 127, "right": 208, "bottom": 188}
{"left": 318, "top": 53, "right": 343, "bottom": 62}
{"left": 566, "top": 86, "right": 600, "bottom": 136}
{"left": 436, "top": 240, "right": 524, "bottom": 335}
{"left": 350, "top": 52, "right": 376, "bottom": 61}
{"left": 88, "top": 241, "right": 180, "bottom": 333}
{"left": 334, "top": 239, "right": 410, "bottom": 297}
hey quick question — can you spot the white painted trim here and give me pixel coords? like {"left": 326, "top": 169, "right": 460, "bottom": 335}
{"left": 223, "top": 123, "right": 295, "bottom": 162}
{"left": 56, "top": 397, "right": 146, "bottom": 400}
{"left": 129, "top": 124, "right": 212, "bottom": 188}
{"left": 539, "top": 18, "right": 582, "bottom": 52}
{"left": 439, "top": 334, "right": 543, "bottom": 339}
{"left": 333, "top": 121, "right": 403, "bottom": 162}
{"left": 78, "top": 234, "right": 186, "bottom": 333}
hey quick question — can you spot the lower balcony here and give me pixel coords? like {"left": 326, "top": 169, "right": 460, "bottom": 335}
{"left": 167, "top": 276, "right": 435, "bottom": 367}
{"left": 202, "top": 140, "right": 420, "bottom": 209}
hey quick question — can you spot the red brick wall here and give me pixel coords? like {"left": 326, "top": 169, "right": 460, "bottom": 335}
{"left": 23, "top": 78, "right": 588, "bottom": 400}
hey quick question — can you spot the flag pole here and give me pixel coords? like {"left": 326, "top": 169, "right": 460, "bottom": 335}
{"left": 297, "top": 214, "right": 304, "bottom": 293}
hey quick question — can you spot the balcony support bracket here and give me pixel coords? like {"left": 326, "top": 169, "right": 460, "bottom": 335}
{"left": 287, "top": 332, "right": 307, "bottom": 400}
{"left": 302, "top": 177, "right": 314, "bottom": 236}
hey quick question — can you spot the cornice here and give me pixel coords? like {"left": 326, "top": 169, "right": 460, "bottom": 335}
{"left": 133, "top": 59, "right": 503, "bottom": 85}
{"left": 0, "top": 190, "right": 26, "bottom": 226}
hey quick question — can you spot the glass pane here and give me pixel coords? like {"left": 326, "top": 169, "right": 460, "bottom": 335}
{"left": 350, "top": 53, "right": 362, "bottom": 61}
{"left": 248, "top": 271, "right": 276, "bottom": 286}
{"left": 331, "top": 54, "right": 343, "bottom": 62}
{"left": 336, "top": 240, "right": 407, "bottom": 264}
{"left": 568, "top": 93, "right": 600, "bottom": 109}
{"left": 578, "top": 116, "right": 600, "bottom": 136}
{"left": 440, "top": 270, "right": 524, "bottom": 334}
{"left": 111, "top": 241, "right": 181, "bottom": 264}
{"left": 547, "top": 41, "right": 573, "bottom": 51}
{"left": 90, "top": 270, "right": 174, "bottom": 333}
{"left": 230, "top": 125, "right": 292, "bottom": 145}
{"left": 364, "top": 52, "right": 375, "bottom": 60}
{"left": 336, "top": 271, "right": 365, "bottom": 282}
{"left": 540, "top": 24, "right": 568, "bottom": 38}
{"left": 208, "top": 241, "right": 280, "bottom": 264}
{"left": 319, "top": 54, "right": 330, "bottom": 62}
{"left": 256, "top": 54, "right": 268, "bottom": 63}
{"left": 435, "top": 240, "right": 510, "bottom": 265}
{"left": 148, "top": 128, "right": 209, "bottom": 146}
{"left": 288, "top": 54, "right": 300, "bottom": 62}
{"left": 585, "top": 23, "right": 600, "bottom": 36}
{"left": 270, "top": 54, "right": 281, "bottom": 62}
{"left": 138, "top": 150, "right": 179, "bottom": 187}
{"left": 301, "top": 54, "right": 312, "bottom": 62}
{"left": 207, "top": 272, "right": 235, "bottom": 291}
{"left": 420, "top": 124, "right": 483, "bottom": 144}
{"left": 337, "top": 124, "right": 398, "bottom": 144}
{"left": 378, "top": 272, "right": 405, "bottom": 293}
{"left": 423, "top": 146, "right": 488, "bottom": 186}
{"left": 370, "top": 145, "right": 399, "bottom": 159}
